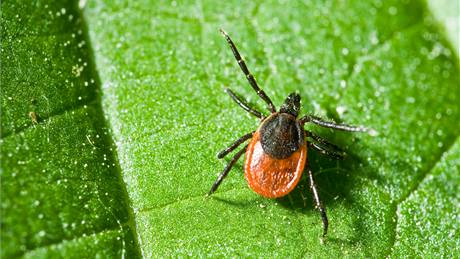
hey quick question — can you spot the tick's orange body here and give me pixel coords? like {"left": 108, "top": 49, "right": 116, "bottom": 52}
{"left": 244, "top": 130, "right": 307, "bottom": 198}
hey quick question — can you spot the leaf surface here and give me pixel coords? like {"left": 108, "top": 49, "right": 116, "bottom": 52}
{"left": 1, "top": 0, "right": 140, "bottom": 257}
{"left": 82, "top": 0, "right": 459, "bottom": 257}
{"left": 2, "top": 0, "right": 458, "bottom": 258}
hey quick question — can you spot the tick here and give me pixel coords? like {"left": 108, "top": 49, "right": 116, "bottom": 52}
{"left": 209, "top": 29, "right": 369, "bottom": 237}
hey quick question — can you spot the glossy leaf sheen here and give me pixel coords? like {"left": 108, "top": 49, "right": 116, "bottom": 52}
{"left": 83, "top": 0, "right": 459, "bottom": 257}
{"left": 1, "top": 0, "right": 139, "bottom": 257}
{"left": 2, "top": 0, "right": 459, "bottom": 257}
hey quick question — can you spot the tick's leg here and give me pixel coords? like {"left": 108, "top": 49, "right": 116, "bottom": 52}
{"left": 307, "top": 165, "right": 328, "bottom": 237}
{"left": 217, "top": 131, "right": 254, "bottom": 159}
{"left": 300, "top": 114, "right": 368, "bottom": 132}
{"left": 209, "top": 144, "right": 248, "bottom": 195}
{"left": 309, "top": 132, "right": 343, "bottom": 150}
{"left": 307, "top": 131, "right": 346, "bottom": 159}
{"left": 309, "top": 142, "right": 345, "bottom": 160}
{"left": 224, "top": 88, "right": 264, "bottom": 119}
{"left": 220, "top": 29, "right": 276, "bottom": 113}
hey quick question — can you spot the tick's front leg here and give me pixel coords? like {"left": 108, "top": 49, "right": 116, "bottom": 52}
{"left": 300, "top": 114, "right": 368, "bottom": 132}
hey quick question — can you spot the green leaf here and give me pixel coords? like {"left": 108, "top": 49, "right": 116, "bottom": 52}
{"left": 390, "top": 138, "right": 460, "bottom": 257}
{"left": 2, "top": 0, "right": 459, "bottom": 258}
{"left": 1, "top": 0, "right": 140, "bottom": 257}
{"left": 81, "top": 0, "right": 459, "bottom": 257}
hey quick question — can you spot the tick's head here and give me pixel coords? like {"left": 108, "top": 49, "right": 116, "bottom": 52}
{"left": 279, "top": 92, "right": 301, "bottom": 117}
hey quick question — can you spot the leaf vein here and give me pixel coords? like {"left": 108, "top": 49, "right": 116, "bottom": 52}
{"left": 1, "top": 99, "right": 97, "bottom": 140}
{"left": 137, "top": 187, "right": 248, "bottom": 214}
{"left": 344, "top": 20, "right": 424, "bottom": 83}
{"left": 384, "top": 133, "right": 460, "bottom": 257}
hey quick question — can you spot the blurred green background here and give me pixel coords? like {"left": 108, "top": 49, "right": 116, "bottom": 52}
{"left": 1, "top": 0, "right": 459, "bottom": 258}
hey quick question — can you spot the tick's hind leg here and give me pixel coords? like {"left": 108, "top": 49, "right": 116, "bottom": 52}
{"left": 307, "top": 165, "right": 328, "bottom": 237}
{"left": 307, "top": 132, "right": 346, "bottom": 160}
{"left": 209, "top": 144, "right": 248, "bottom": 195}
{"left": 300, "top": 114, "right": 368, "bottom": 132}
